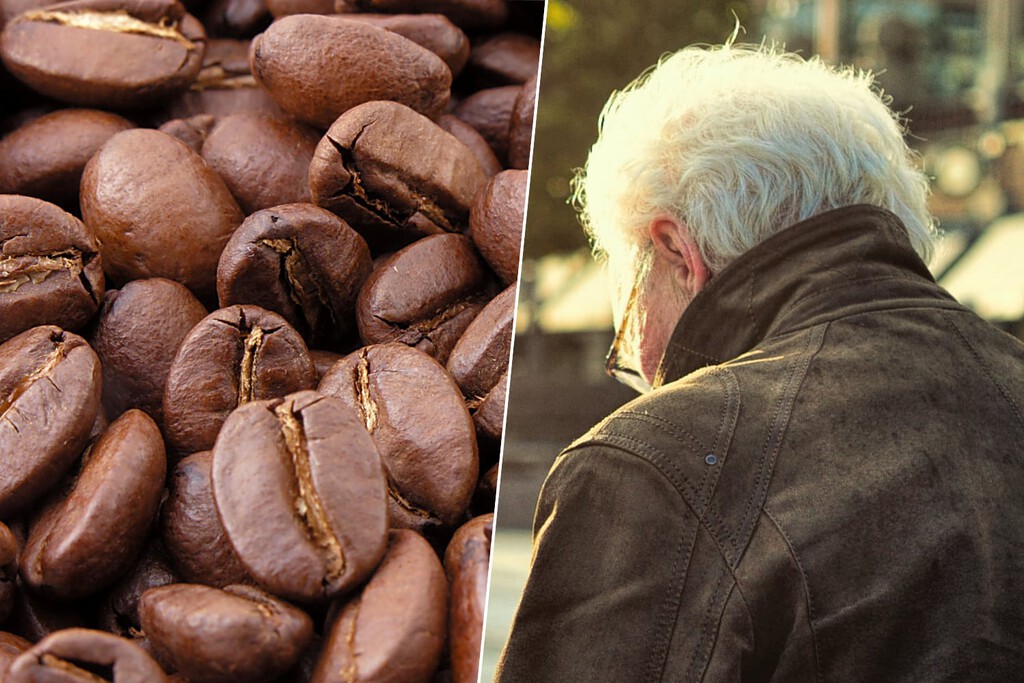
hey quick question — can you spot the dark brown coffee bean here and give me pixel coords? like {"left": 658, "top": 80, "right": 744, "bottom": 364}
{"left": 80, "top": 128, "right": 243, "bottom": 301}
{"left": 0, "top": 631, "right": 31, "bottom": 675}
{"left": 444, "top": 514, "right": 492, "bottom": 683}
{"left": 472, "top": 369, "right": 507, "bottom": 444}
{"left": 312, "top": 529, "right": 446, "bottom": 683}
{"left": 310, "top": 349, "right": 344, "bottom": 382}
{"left": 309, "top": 101, "right": 487, "bottom": 252}
{"left": 469, "top": 169, "right": 526, "bottom": 285}
{"left": 472, "top": 462, "right": 498, "bottom": 515}
{"left": 0, "top": 0, "right": 206, "bottom": 108}
{"left": 202, "top": 114, "right": 320, "bottom": 214}
{"left": 158, "top": 113, "right": 217, "bottom": 153}
{"left": 356, "top": 234, "right": 493, "bottom": 363}
{"left": 161, "top": 451, "right": 252, "bottom": 587}
{"left": 250, "top": 15, "right": 451, "bottom": 128}
{"left": 466, "top": 33, "right": 540, "bottom": 87}
{"left": 438, "top": 114, "right": 501, "bottom": 179}
{"left": 140, "top": 583, "right": 313, "bottom": 683}
{"left": 318, "top": 343, "right": 478, "bottom": 532}
{"left": 446, "top": 283, "right": 513, "bottom": 437}
{"left": 96, "top": 542, "right": 178, "bottom": 642}
{"left": 212, "top": 390, "right": 388, "bottom": 602}
{"left": 335, "top": 0, "right": 508, "bottom": 32}
{"left": 340, "top": 13, "right": 469, "bottom": 77}
{"left": 20, "top": 409, "right": 166, "bottom": 600}
{"left": 217, "top": 204, "right": 372, "bottom": 348}
{"left": 0, "top": 326, "right": 101, "bottom": 519}
{"left": 163, "top": 305, "right": 317, "bottom": 456}
{"left": 508, "top": 74, "right": 537, "bottom": 170}
{"left": 90, "top": 278, "right": 208, "bottom": 427}
{"left": 0, "top": 109, "right": 133, "bottom": 208}
{"left": 0, "top": 521, "right": 17, "bottom": 624}
{"left": 452, "top": 85, "right": 520, "bottom": 165}
{"left": 7, "top": 628, "right": 169, "bottom": 682}
{"left": 1, "top": 195, "right": 104, "bottom": 343}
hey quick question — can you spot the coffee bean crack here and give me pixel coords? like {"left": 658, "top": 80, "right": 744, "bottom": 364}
{"left": 376, "top": 294, "right": 487, "bottom": 346}
{"left": 238, "top": 325, "right": 264, "bottom": 405}
{"left": 258, "top": 238, "right": 336, "bottom": 336}
{"left": 20, "top": 9, "right": 197, "bottom": 50}
{"left": 0, "top": 249, "right": 84, "bottom": 293}
{"left": 0, "top": 332, "right": 66, "bottom": 422}
{"left": 353, "top": 351, "right": 378, "bottom": 434}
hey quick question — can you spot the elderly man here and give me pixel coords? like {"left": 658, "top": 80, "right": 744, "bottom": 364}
{"left": 496, "top": 44, "right": 1024, "bottom": 681}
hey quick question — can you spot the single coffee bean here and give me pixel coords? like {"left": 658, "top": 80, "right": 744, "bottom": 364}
{"left": 250, "top": 15, "right": 451, "bottom": 128}
{"left": 312, "top": 530, "right": 447, "bottom": 683}
{"left": 0, "top": 109, "right": 134, "bottom": 209}
{"left": 0, "top": 631, "right": 31, "bottom": 675}
{"left": 444, "top": 514, "right": 492, "bottom": 683}
{"left": 96, "top": 542, "right": 178, "bottom": 644}
{"left": 163, "top": 305, "right": 317, "bottom": 456}
{"left": 508, "top": 74, "right": 537, "bottom": 170}
{"left": 90, "top": 278, "right": 208, "bottom": 428}
{"left": 309, "top": 100, "right": 487, "bottom": 252}
{"left": 140, "top": 583, "right": 313, "bottom": 683}
{"left": 339, "top": 13, "right": 470, "bottom": 77}
{"left": 20, "top": 409, "right": 166, "bottom": 600}
{"left": 216, "top": 204, "right": 372, "bottom": 348}
{"left": 201, "top": 113, "right": 320, "bottom": 214}
{"left": 0, "top": 521, "right": 17, "bottom": 624}
{"left": 452, "top": 85, "right": 520, "bottom": 165}
{"left": 334, "top": 0, "right": 508, "bottom": 32}
{"left": 161, "top": 451, "right": 252, "bottom": 587}
{"left": 356, "top": 233, "right": 494, "bottom": 363}
{"left": 465, "top": 33, "right": 540, "bottom": 87}
{"left": 80, "top": 128, "right": 244, "bottom": 301}
{"left": 212, "top": 390, "right": 388, "bottom": 602}
{"left": 0, "top": 326, "right": 101, "bottom": 519}
{"left": 318, "top": 342, "right": 479, "bottom": 532}
{"left": 0, "top": 195, "right": 104, "bottom": 343}
{"left": 0, "top": 0, "right": 206, "bottom": 108}
{"left": 438, "top": 114, "right": 502, "bottom": 179}
{"left": 158, "top": 113, "right": 217, "bottom": 154}
{"left": 469, "top": 169, "right": 526, "bottom": 285}
{"left": 446, "top": 283, "right": 513, "bottom": 437}
{"left": 473, "top": 369, "right": 507, "bottom": 445}
{"left": 6, "top": 628, "right": 169, "bottom": 682}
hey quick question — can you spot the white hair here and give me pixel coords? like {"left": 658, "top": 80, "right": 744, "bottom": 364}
{"left": 574, "top": 43, "right": 938, "bottom": 274}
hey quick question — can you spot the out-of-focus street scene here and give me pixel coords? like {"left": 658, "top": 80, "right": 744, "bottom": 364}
{"left": 483, "top": 0, "right": 1024, "bottom": 679}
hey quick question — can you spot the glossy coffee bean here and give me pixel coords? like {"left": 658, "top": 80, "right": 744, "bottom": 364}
{"left": 0, "top": 521, "right": 17, "bottom": 624}
{"left": 250, "top": 15, "right": 451, "bottom": 128}
{"left": 312, "top": 530, "right": 446, "bottom": 683}
{"left": 212, "top": 390, "right": 388, "bottom": 602}
{"left": 473, "top": 370, "right": 507, "bottom": 445}
{"left": 89, "top": 278, "right": 208, "bottom": 427}
{"left": 508, "top": 75, "right": 537, "bottom": 170}
{"left": 340, "top": 12, "right": 470, "bottom": 76}
{"left": 163, "top": 305, "right": 317, "bottom": 456}
{"left": 216, "top": 204, "right": 372, "bottom": 348}
{"left": 444, "top": 514, "right": 492, "bottom": 683}
{"left": 0, "top": 631, "right": 31, "bottom": 675}
{"left": 356, "top": 234, "right": 493, "bottom": 363}
{"left": 0, "top": 109, "right": 134, "bottom": 209}
{"left": 452, "top": 85, "right": 520, "bottom": 165}
{"left": 20, "top": 409, "right": 166, "bottom": 600}
{"left": 309, "top": 100, "right": 487, "bottom": 252}
{"left": 0, "top": 195, "right": 104, "bottom": 343}
{"left": 0, "top": 326, "right": 101, "bottom": 519}
{"left": 161, "top": 451, "right": 252, "bottom": 587}
{"left": 334, "top": 0, "right": 508, "bottom": 32}
{"left": 465, "top": 32, "right": 540, "bottom": 87}
{"left": 469, "top": 169, "right": 527, "bottom": 285}
{"left": 438, "top": 114, "right": 502, "bottom": 178}
{"left": 318, "top": 343, "right": 478, "bottom": 532}
{"left": 140, "top": 583, "right": 312, "bottom": 683}
{"left": 0, "top": 0, "right": 206, "bottom": 108}
{"left": 7, "top": 628, "right": 168, "bottom": 682}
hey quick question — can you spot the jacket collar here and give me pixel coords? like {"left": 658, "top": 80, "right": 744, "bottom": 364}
{"left": 654, "top": 204, "right": 957, "bottom": 386}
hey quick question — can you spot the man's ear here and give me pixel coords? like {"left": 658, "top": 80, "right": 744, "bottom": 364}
{"left": 649, "top": 217, "right": 710, "bottom": 295}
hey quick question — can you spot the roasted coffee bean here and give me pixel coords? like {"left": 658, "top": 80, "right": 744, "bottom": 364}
{"left": 250, "top": 15, "right": 451, "bottom": 128}
{"left": 201, "top": 114, "right": 320, "bottom": 214}
{"left": 438, "top": 114, "right": 502, "bottom": 178}
{"left": 318, "top": 342, "right": 478, "bottom": 532}
{"left": 0, "top": 109, "right": 133, "bottom": 209}
{"left": 312, "top": 530, "right": 446, "bottom": 683}
{"left": 0, "top": 0, "right": 206, "bottom": 108}
{"left": 161, "top": 451, "right": 252, "bottom": 587}
{"left": 444, "top": 514, "right": 492, "bottom": 683}
{"left": 340, "top": 12, "right": 470, "bottom": 76}
{"left": 309, "top": 100, "right": 486, "bottom": 251}
{"left": 356, "top": 234, "right": 493, "bottom": 363}
{"left": 96, "top": 543, "right": 178, "bottom": 644}
{"left": 469, "top": 168, "right": 526, "bottom": 285}
{"left": 473, "top": 370, "right": 507, "bottom": 445}
{"left": 334, "top": 0, "right": 508, "bottom": 32}
{"left": 212, "top": 390, "right": 389, "bottom": 602}
{"left": 0, "top": 521, "right": 17, "bottom": 624}
{"left": 7, "top": 628, "right": 169, "bottom": 682}
{"left": 0, "top": 195, "right": 104, "bottom": 343}
{"left": 452, "top": 84, "right": 520, "bottom": 164}
{"left": 20, "top": 409, "right": 166, "bottom": 600}
{"left": 80, "top": 128, "right": 243, "bottom": 301}
{"left": 158, "top": 114, "right": 216, "bottom": 153}
{"left": 465, "top": 32, "right": 540, "bottom": 87}
{"left": 163, "top": 305, "right": 317, "bottom": 456}
{"left": 508, "top": 74, "right": 537, "bottom": 170}
{"left": 0, "top": 631, "right": 31, "bottom": 674}
{"left": 447, "top": 283, "right": 513, "bottom": 438}
{"left": 310, "top": 349, "right": 344, "bottom": 382}
{"left": 0, "top": 326, "right": 101, "bottom": 519}
{"left": 90, "top": 278, "right": 208, "bottom": 427}
{"left": 216, "top": 203, "right": 372, "bottom": 348}
{"left": 140, "top": 583, "right": 312, "bottom": 683}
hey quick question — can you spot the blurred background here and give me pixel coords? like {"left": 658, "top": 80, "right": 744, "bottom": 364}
{"left": 484, "top": 0, "right": 1024, "bottom": 679}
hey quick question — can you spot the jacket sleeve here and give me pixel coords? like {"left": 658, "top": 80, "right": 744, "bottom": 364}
{"left": 494, "top": 442, "right": 711, "bottom": 682}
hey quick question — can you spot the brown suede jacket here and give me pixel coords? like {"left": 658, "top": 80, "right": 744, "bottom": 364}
{"left": 496, "top": 205, "right": 1024, "bottom": 681}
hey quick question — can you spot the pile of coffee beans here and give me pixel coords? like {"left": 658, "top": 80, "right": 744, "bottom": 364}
{"left": 0, "top": 0, "right": 539, "bottom": 679}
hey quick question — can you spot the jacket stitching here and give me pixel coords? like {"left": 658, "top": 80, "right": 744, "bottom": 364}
{"left": 607, "top": 412, "right": 709, "bottom": 454}
{"left": 685, "top": 570, "right": 728, "bottom": 682}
